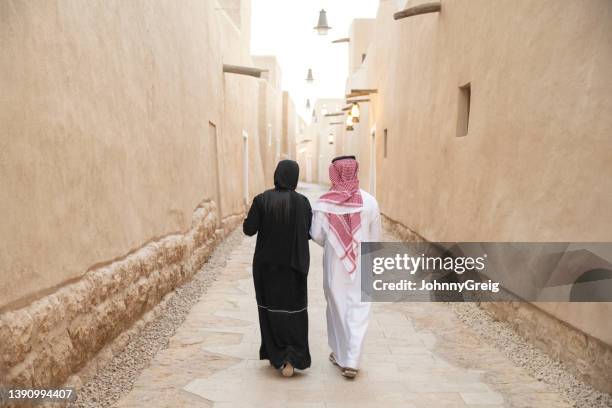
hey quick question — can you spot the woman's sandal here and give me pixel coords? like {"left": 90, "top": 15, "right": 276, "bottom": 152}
{"left": 341, "top": 367, "right": 358, "bottom": 379}
{"left": 281, "top": 361, "right": 295, "bottom": 377}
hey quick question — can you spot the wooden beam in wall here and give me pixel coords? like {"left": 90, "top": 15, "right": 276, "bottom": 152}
{"left": 345, "top": 98, "right": 370, "bottom": 104}
{"left": 329, "top": 121, "right": 344, "bottom": 125}
{"left": 324, "top": 112, "right": 345, "bottom": 117}
{"left": 393, "top": 2, "right": 441, "bottom": 20}
{"left": 346, "top": 89, "right": 378, "bottom": 98}
{"left": 332, "top": 37, "right": 350, "bottom": 43}
{"left": 223, "top": 64, "right": 268, "bottom": 78}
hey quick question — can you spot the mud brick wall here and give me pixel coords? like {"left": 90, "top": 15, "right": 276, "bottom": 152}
{"left": 382, "top": 214, "right": 427, "bottom": 242}
{"left": 0, "top": 200, "right": 243, "bottom": 390}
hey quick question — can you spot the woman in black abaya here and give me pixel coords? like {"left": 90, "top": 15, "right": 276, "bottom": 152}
{"left": 243, "top": 160, "right": 312, "bottom": 377}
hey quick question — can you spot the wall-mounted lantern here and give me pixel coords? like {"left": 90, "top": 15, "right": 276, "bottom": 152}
{"left": 306, "top": 68, "right": 314, "bottom": 83}
{"left": 314, "top": 9, "right": 331, "bottom": 35}
{"left": 350, "top": 103, "right": 360, "bottom": 123}
{"left": 306, "top": 99, "right": 311, "bottom": 109}
{"left": 345, "top": 113, "right": 354, "bottom": 131}
{"left": 328, "top": 134, "right": 334, "bottom": 144}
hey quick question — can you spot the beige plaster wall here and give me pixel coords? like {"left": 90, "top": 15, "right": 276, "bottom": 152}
{"left": 346, "top": 0, "right": 612, "bottom": 346}
{"left": 253, "top": 56, "right": 302, "bottom": 185}
{"left": 308, "top": 99, "right": 344, "bottom": 185}
{"left": 298, "top": 120, "right": 317, "bottom": 184}
{"left": 341, "top": 103, "right": 375, "bottom": 195}
{"left": 296, "top": 130, "right": 314, "bottom": 184}
{"left": 253, "top": 56, "right": 284, "bottom": 187}
{"left": 0, "top": 0, "right": 262, "bottom": 310}
{"left": 348, "top": 19, "right": 376, "bottom": 75}
{"left": 282, "top": 91, "right": 297, "bottom": 160}
{"left": 369, "top": 0, "right": 612, "bottom": 242}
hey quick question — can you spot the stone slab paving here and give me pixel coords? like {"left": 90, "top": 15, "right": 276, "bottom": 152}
{"left": 114, "top": 184, "right": 570, "bottom": 408}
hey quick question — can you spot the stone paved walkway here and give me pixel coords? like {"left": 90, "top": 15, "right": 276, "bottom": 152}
{"left": 114, "top": 184, "right": 570, "bottom": 408}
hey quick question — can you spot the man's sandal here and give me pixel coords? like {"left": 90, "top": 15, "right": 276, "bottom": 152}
{"left": 341, "top": 367, "right": 358, "bottom": 379}
{"left": 329, "top": 353, "right": 340, "bottom": 367}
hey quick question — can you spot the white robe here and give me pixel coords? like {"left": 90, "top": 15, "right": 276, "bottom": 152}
{"left": 310, "top": 189, "right": 382, "bottom": 369}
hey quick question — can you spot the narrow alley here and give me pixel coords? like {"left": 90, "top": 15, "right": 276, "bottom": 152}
{"left": 1, "top": 1, "right": 611, "bottom": 408}
{"left": 74, "top": 185, "right": 569, "bottom": 408}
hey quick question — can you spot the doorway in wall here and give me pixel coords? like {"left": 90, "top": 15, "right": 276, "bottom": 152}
{"left": 242, "top": 130, "right": 249, "bottom": 205}
{"left": 369, "top": 125, "right": 376, "bottom": 194}
{"left": 306, "top": 155, "right": 312, "bottom": 183}
{"left": 275, "top": 134, "right": 281, "bottom": 164}
{"left": 208, "top": 122, "right": 222, "bottom": 220}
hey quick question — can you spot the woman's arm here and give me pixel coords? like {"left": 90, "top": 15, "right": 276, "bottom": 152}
{"left": 309, "top": 210, "right": 326, "bottom": 246}
{"left": 305, "top": 197, "right": 313, "bottom": 239}
{"left": 243, "top": 196, "right": 260, "bottom": 236}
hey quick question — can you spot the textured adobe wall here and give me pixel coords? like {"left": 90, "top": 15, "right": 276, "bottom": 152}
{"left": 310, "top": 99, "right": 344, "bottom": 185}
{"left": 282, "top": 91, "right": 297, "bottom": 160}
{"left": 367, "top": 0, "right": 612, "bottom": 243}
{"left": 345, "top": 0, "right": 612, "bottom": 392}
{"left": 348, "top": 19, "right": 376, "bottom": 75}
{"left": 346, "top": 0, "right": 612, "bottom": 344}
{"left": 0, "top": 201, "right": 239, "bottom": 389}
{"left": 0, "top": 0, "right": 264, "bottom": 390}
{"left": 0, "top": 0, "right": 260, "bottom": 310}
{"left": 253, "top": 56, "right": 285, "bottom": 186}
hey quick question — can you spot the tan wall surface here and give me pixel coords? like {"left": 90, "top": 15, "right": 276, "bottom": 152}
{"left": 252, "top": 56, "right": 303, "bottom": 190}
{"left": 299, "top": 121, "right": 318, "bottom": 183}
{"left": 309, "top": 99, "right": 344, "bottom": 185}
{"left": 0, "top": 0, "right": 262, "bottom": 310}
{"left": 348, "top": 19, "right": 376, "bottom": 75}
{"left": 253, "top": 56, "right": 283, "bottom": 180}
{"left": 369, "top": 0, "right": 612, "bottom": 242}
{"left": 344, "top": 0, "right": 612, "bottom": 346}
{"left": 282, "top": 91, "right": 297, "bottom": 160}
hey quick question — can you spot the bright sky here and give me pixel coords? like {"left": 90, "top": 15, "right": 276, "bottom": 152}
{"left": 250, "top": 0, "right": 378, "bottom": 122}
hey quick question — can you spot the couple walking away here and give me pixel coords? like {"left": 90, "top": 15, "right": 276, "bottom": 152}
{"left": 243, "top": 156, "right": 381, "bottom": 379}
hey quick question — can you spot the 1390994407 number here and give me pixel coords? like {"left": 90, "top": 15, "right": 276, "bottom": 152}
{"left": 0, "top": 388, "right": 77, "bottom": 402}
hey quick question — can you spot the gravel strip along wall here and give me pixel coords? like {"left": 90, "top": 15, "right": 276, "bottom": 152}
{"left": 0, "top": 200, "right": 242, "bottom": 396}
{"left": 382, "top": 214, "right": 612, "bottom": 398}
{"left": 480, "top": 301, "right": 612, "bottom": 395}
{"left": 452, "top": 303, "right": 612, "bottom": 408}
{"left": 68, "top": 228, "right": 245, "bottom": 408}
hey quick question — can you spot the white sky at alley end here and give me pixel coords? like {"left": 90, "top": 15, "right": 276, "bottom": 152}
{"left": 250, "top": 0, "right": 378, "bottom": 123}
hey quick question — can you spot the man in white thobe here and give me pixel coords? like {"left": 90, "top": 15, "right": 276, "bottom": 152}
{"left": 310, "top": 156, "right": 381, "bottom": 378}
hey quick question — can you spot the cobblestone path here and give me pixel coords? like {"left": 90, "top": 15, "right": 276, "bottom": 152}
{"left": 114, "top": 184, "right": 569, "bottom": 408}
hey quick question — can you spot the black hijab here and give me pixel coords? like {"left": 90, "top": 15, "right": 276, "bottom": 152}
{"left": 266, "top": 160, "right": 299, "bottom": 222}
{"left": 251, "top": 160, "right": 310, "bottom": 276}
{"left": 274, "top": 160, "right": 299, "bottom": 190}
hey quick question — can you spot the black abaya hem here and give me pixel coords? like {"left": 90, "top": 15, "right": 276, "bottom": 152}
{"left": 257, "top": 308, "right": 311, "bottom": 370}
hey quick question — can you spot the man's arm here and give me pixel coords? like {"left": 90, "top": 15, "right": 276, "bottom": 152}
{"left": 310, "top": 210, "right": 326, "bottom": 246}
